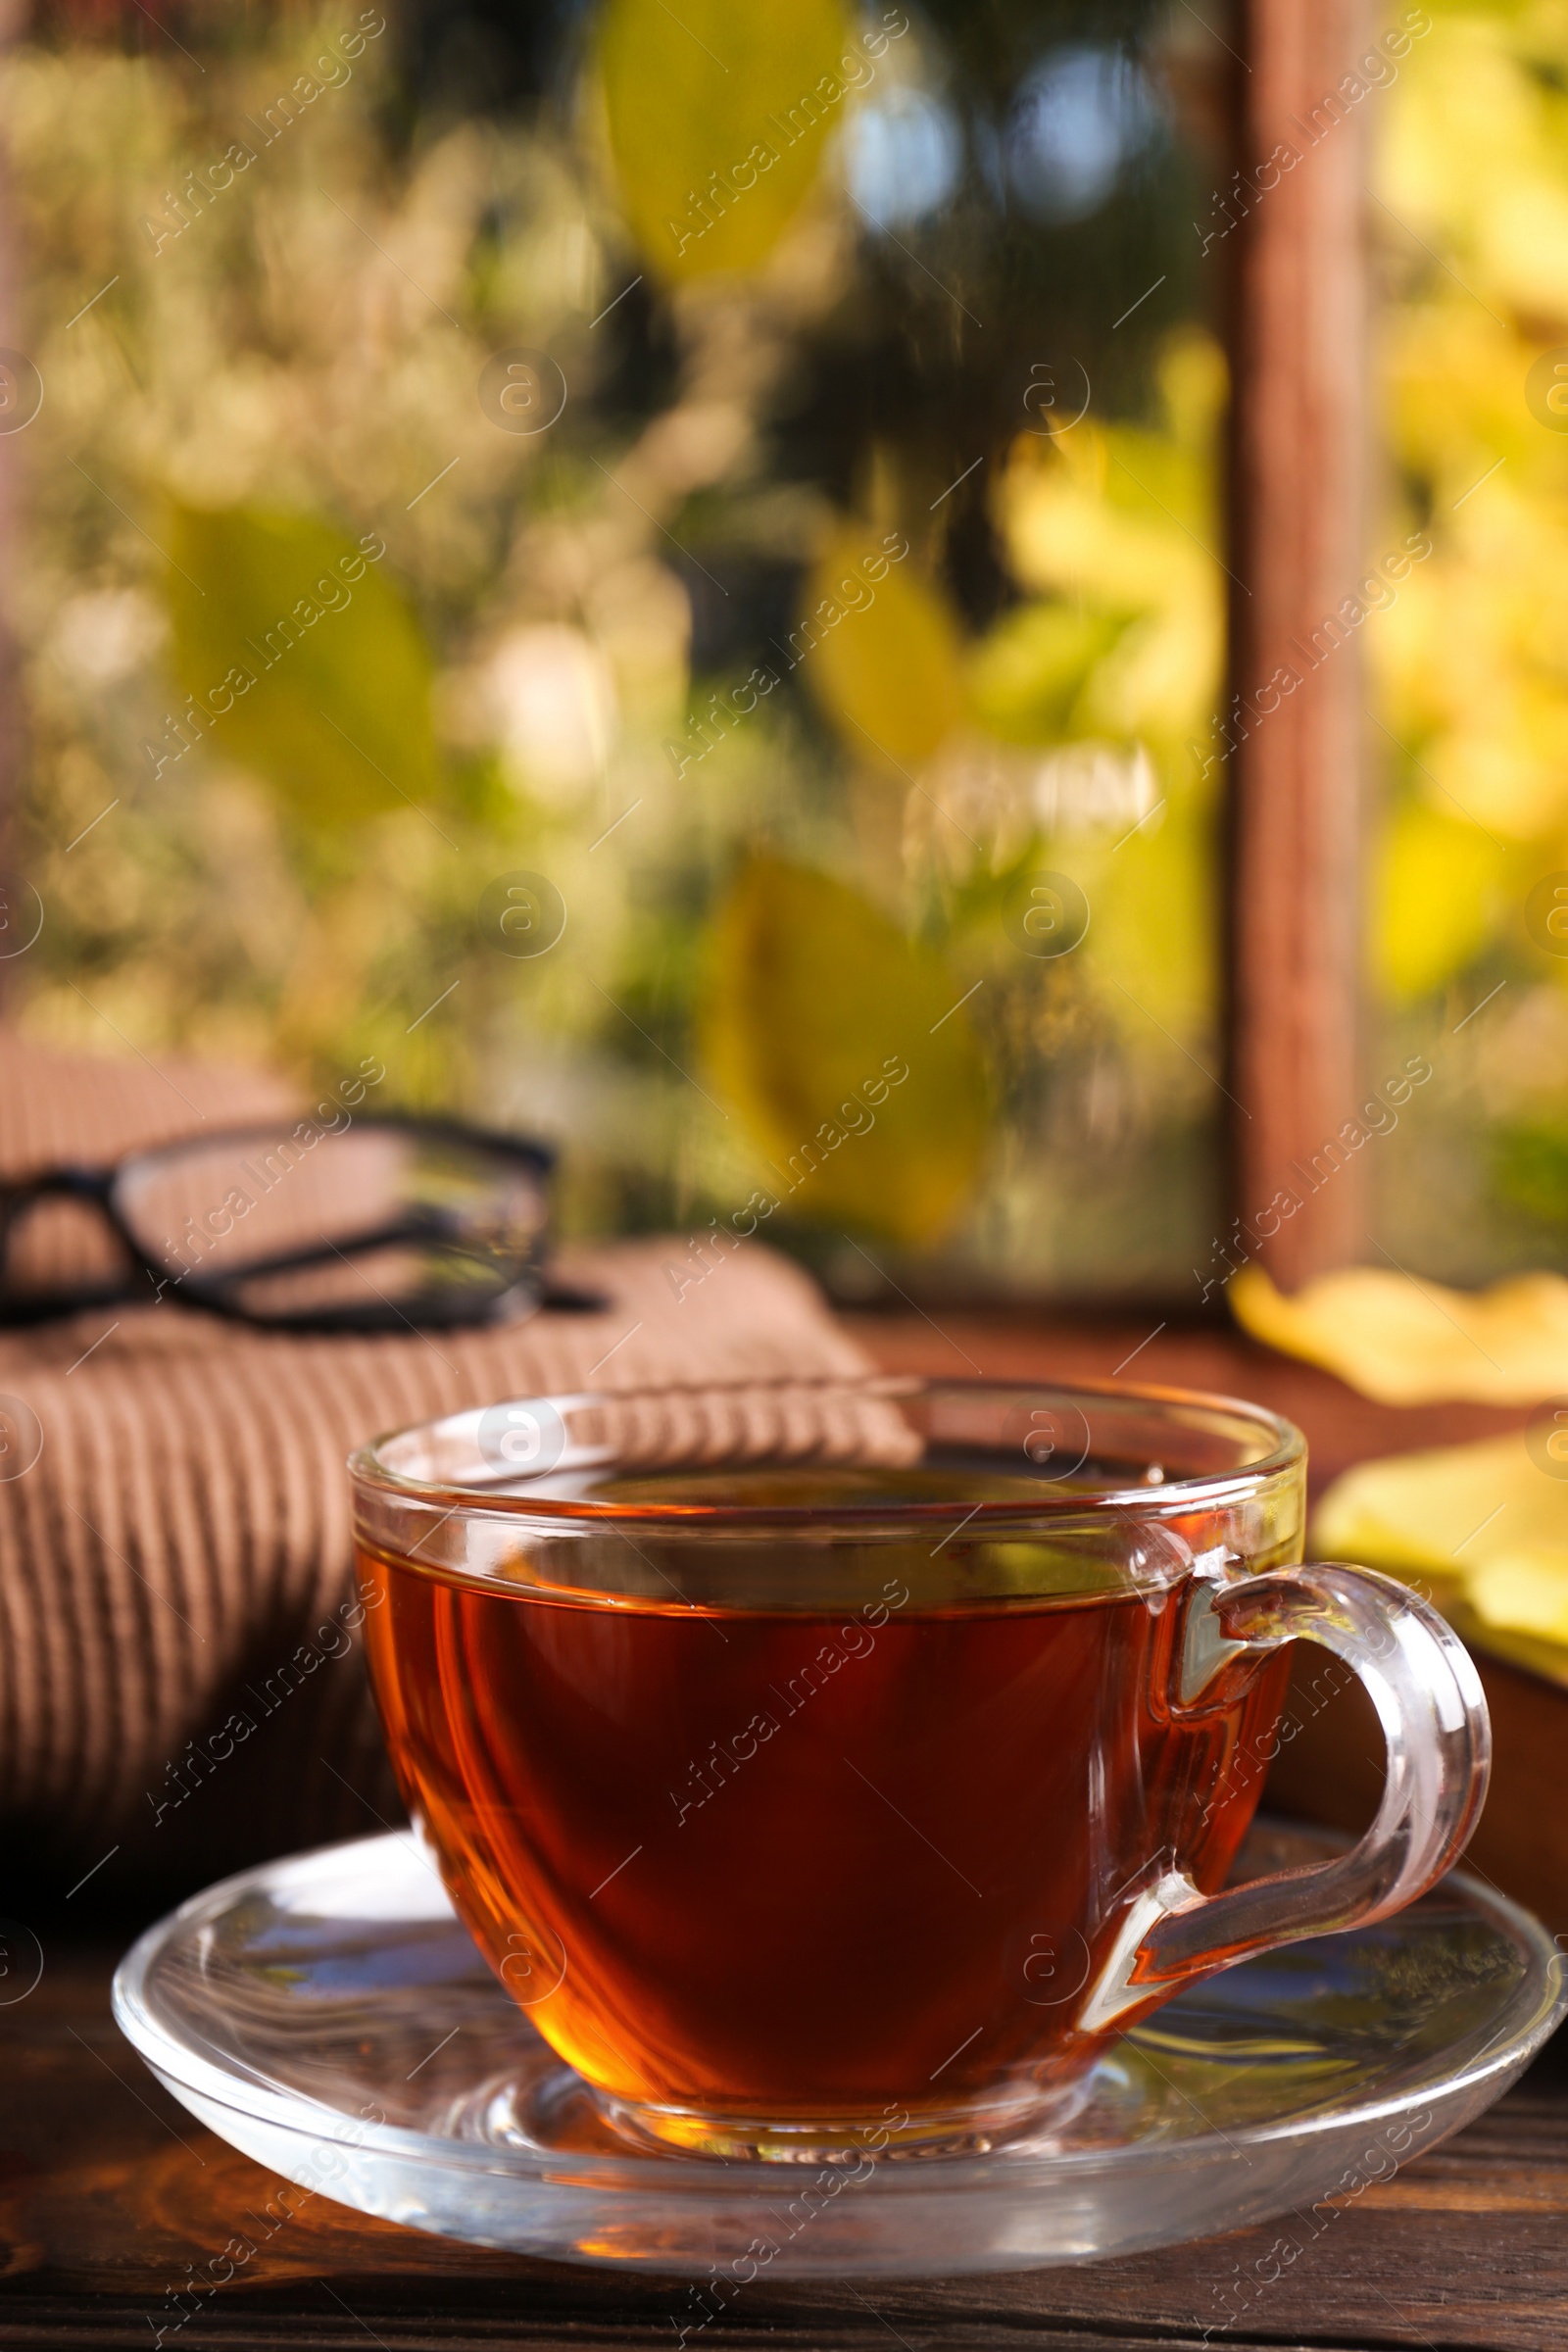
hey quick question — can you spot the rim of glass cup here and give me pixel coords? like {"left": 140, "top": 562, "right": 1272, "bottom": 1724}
{"left": 347, "top": 1374, "right": 1307, "bottom": 1537}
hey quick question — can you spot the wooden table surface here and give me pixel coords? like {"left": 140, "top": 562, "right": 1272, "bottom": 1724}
{"left": 3, "top": 1310, "right": 1564, "bottom": 2352}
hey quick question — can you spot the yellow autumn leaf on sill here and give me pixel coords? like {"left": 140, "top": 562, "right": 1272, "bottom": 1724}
{"left": 1230, "top": 1261, "right": 1568, "bottom": 1406}
{"left": 800, "top": 529, "right": 966, "bottom": 773}
{"left": 1313, "top": 1432, "right": 1568, "bottom": 1687}
{"left": 598, "top": 0, "right": 848, "bottom": 281}
{"left": 701, "top": 856, "right": 989, "bottom": 1246}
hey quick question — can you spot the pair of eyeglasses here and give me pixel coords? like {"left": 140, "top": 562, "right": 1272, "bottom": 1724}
{"left": 0, "top": 1114, "right": 589, "bottom": 1332}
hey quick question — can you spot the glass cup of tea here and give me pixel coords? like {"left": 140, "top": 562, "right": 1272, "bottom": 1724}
{"left": 348, "top": 1377, "right": 1490, "bottom": 2163}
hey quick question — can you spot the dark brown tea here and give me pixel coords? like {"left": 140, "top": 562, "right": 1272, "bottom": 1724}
{"left": 360, "top": 1461, "right": 1292, "bottom": 2148}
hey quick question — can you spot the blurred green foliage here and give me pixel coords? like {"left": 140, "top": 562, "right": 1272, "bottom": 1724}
{"left": 5, "top": 0, "right": 1232, "bottom": 1294}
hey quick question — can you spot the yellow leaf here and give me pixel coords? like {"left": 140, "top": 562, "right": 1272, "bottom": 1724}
{"left": 1230, "top": 1261, "right": 1568, "bottom": 1406}
{"left": 1312, "top": 1432, "right": 1568, "bottom": 1686}
{"left": 1000, "top": 423, "right": 1215, "bottom": 614}
{"left": 800, "top": 529, "right": 965, "bottom": 772}
{"left": 701, "top": 856, "right": 990, "bottom": 1245}
{"left": 598, "top": 0, "right": 848, "bottom": 281}
{"left": 165, "top": 506, "right": 440, "bottom": 825}
{"left": 1372, "top": 802, "right": 1507, "bottom": 1003}
{"left": 965, "top": 604, "right": 1126, "bottom": 746}
{"left": 1086, "top": 799, "right": 1216, "bottom": 1049}
{"left": 1076, "top": 599, "right": 1222, "bottom": 744}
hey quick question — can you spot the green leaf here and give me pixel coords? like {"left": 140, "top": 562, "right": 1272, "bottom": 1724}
{"left": 164, "top": 506, "right": 440, "bottom": 825}
{"left": 598, "top": 0, "right": 849, "bottom": 281}
{"left": 1494, "top": 1121, "right": 1568, "bottom": 1224}
{"left": 701, "top": 856, "right": 990, "bottom": 1246}
{"left": 801, "top": 528, "right": 966, "bottom": 773}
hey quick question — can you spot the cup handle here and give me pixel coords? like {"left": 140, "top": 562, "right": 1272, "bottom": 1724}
{"left": 1079, "top": 1562, "right": 1493, "bottom": 2034}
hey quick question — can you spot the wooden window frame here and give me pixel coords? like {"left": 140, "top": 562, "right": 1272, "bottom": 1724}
{"left": 1228, "top": 0, "right": 1372, "bottom": 1291}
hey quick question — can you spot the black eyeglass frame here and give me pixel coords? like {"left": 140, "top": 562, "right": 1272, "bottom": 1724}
{"left": 0, "top": 1113, "right": 565, "bottom": 1332}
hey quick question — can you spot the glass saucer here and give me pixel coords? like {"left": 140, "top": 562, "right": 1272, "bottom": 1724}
{"left": 112, "top": 1819, "right": 1566, "bottom": 2278}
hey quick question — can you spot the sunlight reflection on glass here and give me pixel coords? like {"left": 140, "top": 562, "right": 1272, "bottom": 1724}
{"left": 842, "top": 86, "right": 964, "bottom": 229}
{"left": 1005, "top": 46, "right": 1165, "bottom": 224}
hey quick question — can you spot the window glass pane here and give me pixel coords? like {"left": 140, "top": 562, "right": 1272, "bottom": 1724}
{"left": 1372, "top": 0, "right": 1568, "bottom": 1276}
{"left": 3, "top": 0, "right": 1231, "bottom": 1300}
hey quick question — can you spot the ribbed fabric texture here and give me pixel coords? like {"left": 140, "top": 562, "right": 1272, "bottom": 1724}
{"left": 0, "top": 1030, "right": 876, "bottom": 1892}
